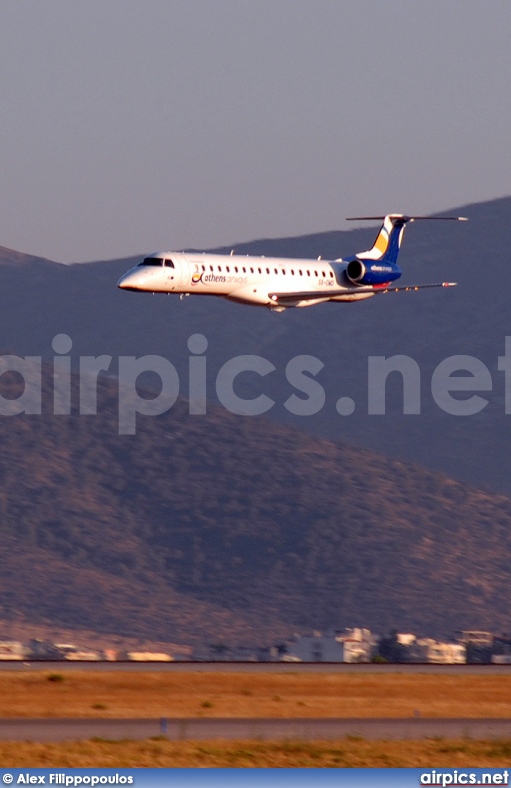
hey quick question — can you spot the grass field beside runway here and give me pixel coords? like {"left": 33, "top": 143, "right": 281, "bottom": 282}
{"left": 1, "top": 671, "right": 511, "bottom": 718}
{"left": 2, "top": 737, "right": 511, "bottom": 767}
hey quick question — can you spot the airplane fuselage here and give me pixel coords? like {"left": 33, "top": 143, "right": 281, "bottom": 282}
{"left": 117, "top": 251, "right": 388, "bottom": 309}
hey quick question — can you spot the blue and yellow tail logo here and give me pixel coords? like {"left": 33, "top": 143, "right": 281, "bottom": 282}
{"left": 357, "top": 215, "right": 406, "bottom": 264}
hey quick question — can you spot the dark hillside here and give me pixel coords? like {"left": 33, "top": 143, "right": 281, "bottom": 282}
{"left": 0, "top": 197, "right": 510, "bottom": 496}
{"left": 0, "top": 363, "right": 510, "bottom": 642}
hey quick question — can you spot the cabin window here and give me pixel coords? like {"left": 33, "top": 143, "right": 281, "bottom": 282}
{"left": 226, "top": 266, "right": 230, "bottom": 273}
{"left": 210, "top": 265, "right": 214, "bottom": 272}
{"left": 274, "top": 268, "right": 278, "bottom": 275}
{"left": 258, "top": 267, "right": 262, "bottom": 274}
{"left": 201, "top": 264, "right": 205, "bottom": 272}
{"left": 250, "top": 267, "right": 254, "bottom": 274}
{"left": 291, "top": 269, "right": 295, "bottom": 275}
{"left": 218, "top": 266, "right": 222, "bottom": 272}
{"left": 141, "top": 257, "right": 164, "bottom": 266}
{"left": 243, "top": 267, "right": 246, "bottom": 273}
{"left": 299, "top": 269, "right": 303, "bottom": 276}
{"left": 314, "top": 270, "right": 318, "bottom": 276}
{"left": 322, "top": 271, "right": 326, "bottom": 277}
{"left": 266, "top": 268, "right": 270, "bottom": 274}
{"left": 329, "top": 271, "right": 334, "bottom": 278}
{"left": 307, "top": 270, "right": 311, "bottom": 276}
{"left": 282, "top": 269, "right": 286, "bottom": 275}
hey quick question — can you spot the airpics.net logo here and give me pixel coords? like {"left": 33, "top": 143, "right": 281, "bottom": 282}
{"left": 1, "top": 333, "right": 511, "bottom": 435}
{"left": 420, "top": 770, "right": 509, "bottom": 786}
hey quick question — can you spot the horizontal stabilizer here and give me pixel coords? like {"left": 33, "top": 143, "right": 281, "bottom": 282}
{"left": 346, "top": 215, "right": 468, "bottom": 222}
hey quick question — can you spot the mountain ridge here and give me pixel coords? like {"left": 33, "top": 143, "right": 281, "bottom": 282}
{"left": 0, "top": 196, "right": 510, "bottom": 495}
{"left": 0, "top": 362, "right": 510, "bottom": 643}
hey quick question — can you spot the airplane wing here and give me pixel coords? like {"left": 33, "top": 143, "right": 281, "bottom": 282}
{"left": 268, "top": 281, "right": 457, "bottom": 304}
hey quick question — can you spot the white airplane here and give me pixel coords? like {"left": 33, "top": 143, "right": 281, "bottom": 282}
{"left": 117, "top": 214, "right": 466, "bottom": 311}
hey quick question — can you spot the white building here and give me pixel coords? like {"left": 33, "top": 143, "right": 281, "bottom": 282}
{"left": 337, "top": 628, "right": 376, "bottom": 663}
{"left": 397, "top": 633, "right": 417, "bottom": 647}
{"left": 127, "top": 652, "right": 173, "bottom": 661}
{"left": 492, "top": 655, "right": 511, "bottom": 664}
{"left": 286, "top": 628, "right": 375, "bottom": 663}
{"left": 0, "top": 641, "right": 25, "bottom": 660}
{"left": 423, "top": 639, "right": 466, "bottom": 664}
{"left": 55, "top": 643, "right": 101, "bottom": 661}
{"left": 393, "top": 635, "right": 466, "bottom": 663}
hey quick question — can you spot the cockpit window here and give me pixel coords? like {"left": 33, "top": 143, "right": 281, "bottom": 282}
{"left": 139, "top": 257, "right": 164, "bottom": 266}
{"left": 164, "top": 259, "right": 175, "bottom": 268}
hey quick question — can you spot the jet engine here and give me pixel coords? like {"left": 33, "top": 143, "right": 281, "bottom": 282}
{"left": 345, "top": 259, "right": 401, "bottom": 286}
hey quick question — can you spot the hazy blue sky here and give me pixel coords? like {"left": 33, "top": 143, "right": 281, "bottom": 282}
{"left": 1, "top": 0, "right": 510, "bottom": 262}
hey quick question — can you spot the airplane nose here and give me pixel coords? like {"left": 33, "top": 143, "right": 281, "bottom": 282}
{"left": 117, "top": 266, "right": 150, "bottom": 291}
{"left": 117, "top": 271, "right": 141, "bottom": 290}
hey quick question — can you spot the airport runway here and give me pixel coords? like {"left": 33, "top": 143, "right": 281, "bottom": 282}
{"left": 1, "top": 717, "right": 511, "bottom": 742}
{"left": 1, "top": 661, "right": 511, "bottom": 674}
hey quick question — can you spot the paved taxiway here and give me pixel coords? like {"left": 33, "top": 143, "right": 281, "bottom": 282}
{"left": 0, "top": 661, "right": 511, "bottom": 674}
{"left": 1, "top": 717, "right": 511, "bottom": 742}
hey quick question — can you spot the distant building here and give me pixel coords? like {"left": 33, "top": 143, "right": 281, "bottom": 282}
{"left": 126, "top": 652, "right": 173, "bottom": 661}
{"left": 0, "top": 641, "right": 25, "bottom": 660}
{"left": 379, "top": 634, "right": 466, "bottom": 663}
{"left": 28, "top": 639, "right": 63, "bottom": 660}
{"left": 54, "top": 643, "right": 100, "bottom": 661}
{"left": 62, "top": 650, "right": 100, "bottom": 661}
{"left": 491, "top": 635, "right": 511, "bottom": 664}
{"left": 286, "top": 632, "right": 344, "bottom": 662}
{"left": 491, "top": 654, "right": 511, "bottom": 664}
{"left": 424, "top": 639, "right": 466, "bottom": 664}
{"left": 286, "top": 628, "right": 376, "bottom": 663}
{"left": 337, "top": 628, "right": 376, "bottom": 663}
{"left": 460, "top": 631, "right": 493, "bottom": 664}
{"left": 396, "top": 633, "right": 417, "bottom": 647}
{"left": 460, "top": 631, "right": 493, "bottom": 646}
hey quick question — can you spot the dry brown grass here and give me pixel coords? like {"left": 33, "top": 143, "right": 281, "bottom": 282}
{"left": 2, "top": 737, "right": 511, "bottom": 767}
{"left": 0, "top": 671, "right": 511, "bottom": 719}
{"left": 2, "top": 672, "right": 511, "bottom": 767}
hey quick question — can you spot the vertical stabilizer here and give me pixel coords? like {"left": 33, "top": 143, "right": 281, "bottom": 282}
{"left": 354, "top": 214, "right": 407, "bottom": 264}
{"left": 346, "top": 213, "right": 468, "bottom": 265}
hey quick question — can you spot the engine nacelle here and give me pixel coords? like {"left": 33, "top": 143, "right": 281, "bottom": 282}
{"left": 346, "top": 259, "right": 401, "bottom": 286}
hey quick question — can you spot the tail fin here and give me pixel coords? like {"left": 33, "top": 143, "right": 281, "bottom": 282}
{"left": 349, "top": 214, "right": 409, "bottom": 264}
{"left": 346, "top": 213, "right": 468, "bottom": 265}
